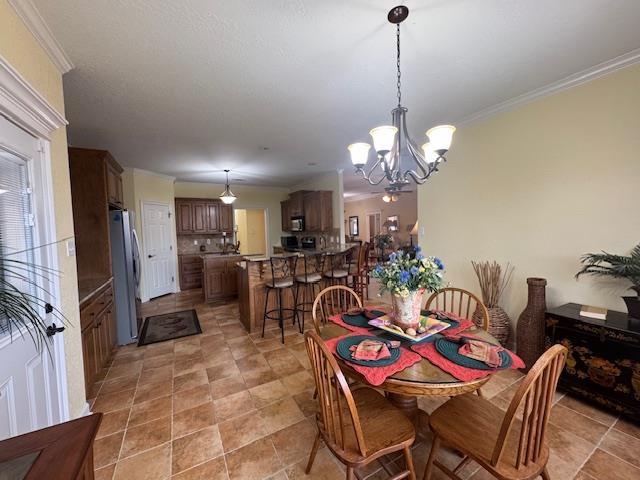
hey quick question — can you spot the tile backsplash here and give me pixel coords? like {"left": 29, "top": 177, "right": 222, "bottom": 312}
{"left": 177, "top": 235, "right": 235, "bottom": 254}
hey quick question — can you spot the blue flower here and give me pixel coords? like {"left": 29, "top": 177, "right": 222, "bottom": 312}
{"left": 434, "top": 257, "right": 444, "bottom": 270}
{"left": 399, "top": 271, "right": 410, "bottom": 284}
{"left": 414, "top": 245, "right": 422, "bottom": 253}
{"left": 374, "top": 265, "right": 383, "bottom": 275}
{"left": 416, "top": 253, "right": 424, "bottom": 261}
{"left": 389, "top": 252, "right": 397, "bottom": 262}
{"left": 410, "top": 266, "right": 419, "bottom": 276}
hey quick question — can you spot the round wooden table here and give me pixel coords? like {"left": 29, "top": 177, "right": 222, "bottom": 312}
{"left": 321, "top": 322, "right": 498, "bottom": 435}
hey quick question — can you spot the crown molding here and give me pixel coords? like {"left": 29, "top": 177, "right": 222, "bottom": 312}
{"left": 457, "top": 48, "right": 640, "bottom": 127}
{"left": 0, "top": 55, "right": 68, "bottom": 139}
{"left": 130, "top": 167, "right": 176, "bottom": 182}
{"left": 8, "top": 0, "right": 74, "bottom": 74}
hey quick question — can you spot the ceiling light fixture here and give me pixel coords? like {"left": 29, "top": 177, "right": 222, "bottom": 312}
{"left": 348, "top": 5, "right": 456, "bottom": 190}
{"left": 219, "top": 169, "right": 237, "bottom": 204}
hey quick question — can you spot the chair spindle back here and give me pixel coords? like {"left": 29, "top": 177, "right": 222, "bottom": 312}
{"left": 492, "top": 344, "right": 567, "bottom": 470}
{"left": 304, "top": 331, "right": 367, "bottom": 457}
{"left": 311, "top": 286, "right": 362, "bottom": 335}
{"left": 425, "top": 287, "right": 490, "bottom": 331}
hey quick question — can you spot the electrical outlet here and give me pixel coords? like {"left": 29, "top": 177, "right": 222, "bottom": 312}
{"left": 193, "top": 240, "right": 198, "bottom": 245}
{"left": 206, "top": 239, "right": 211, "bottom": 245}
{"left": 66, "top": 239, "right": 76, "bottom": 257}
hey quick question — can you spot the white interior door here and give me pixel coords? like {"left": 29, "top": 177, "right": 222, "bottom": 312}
{"left": 142, "top": 202, "right": 174, "bottom": 299}
{"left": 0, "top": 115, "right": 63, "bottom": 439}
{"left": 366, "top": 211, "right": 381, "bottom": 241}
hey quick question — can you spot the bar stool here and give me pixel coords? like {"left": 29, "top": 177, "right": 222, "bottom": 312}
{"left": 322, "top": 248, "right": 353, "bottom": 287}
{"left": 262, "top": 254, "right": 299, "bottom": 343}
{"left": 294, "top": 252, "right": 325, "bottom": 333}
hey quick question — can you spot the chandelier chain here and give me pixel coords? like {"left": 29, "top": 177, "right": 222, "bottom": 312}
{"left": 396, "top": 23, "right": 401, "bottom": 107}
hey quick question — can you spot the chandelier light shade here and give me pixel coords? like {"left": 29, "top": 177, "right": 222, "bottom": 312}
{"left": 348, "top": 5, "right": 455, "bottom": 191}
{"left": 219, "top": 169, "right": 236, "bottom": 204}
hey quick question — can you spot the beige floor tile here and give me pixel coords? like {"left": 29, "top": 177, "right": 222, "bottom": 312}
{"left": 581, "top": 449, "right": 640, "bottom": 480}
{"left": 263, "top": 349, "right": 305, "bottom": 377}
{"left": 139, "top": 365, "right": 174, "bottom": 386}
{"left": 142, "top": 352, "right": 174, "bottom": 370}
{"left": 292, "top": 389, "right": 318, "bottom": 418}
{"left": 93, "top": 389, "right": 136, "bottom": 414}
{"left": 96, "top": 408, "right": 130, "bottom": 439}
{"left": 225, "top": 437, "right": 283, "bottom": 480}
{"left": 113, "top": 442, "right": 171, "bottom": 480}
{"left": 93, "top": 430, "right": 125, "bottom": 469}
{"left": 106, "top": 361, "right": 143, "bottom": 381}
{"left": 94, "top": 463, "right": 116, "bottom": 480}
{"left": 206, "top": 360, "right": 241, "bottom": 382}
{"left": 249, "top": 379, "right": 289, "bottom": 409}
{"left": 174, "top": 369, "right": 209, "bottom": 393}
{"left": 285, "top": 447, "right": 344, "bottom": 479}
{"left": 270, "top": 418, "right": 318, "bottom": 466}
{"left": 549, "top": 404, "right": 610, "bottom": 444}
{"left": 259, "top": 397, "right": 305, "bottom": 434}
{"left": 599, "top": 428, "right": 640, "bottom": 468}
{"left": 544, "top": 422, "right": 598, "bottom": 479}
{"left": 613, "top": 417, "right": 640, "bottom": 440}
{"left": 219, "top": 410, "right": 269, "bottom": 452}
{"left": 172, "top": 402, "right": 217, "bottom": 438}
{"left": 173, "top": 384, "right": 212, "bottom": 413}
{"left": 172, "top": 426, "right": 223, "bottom": 475}
{"left": 121, "top": 415, "right": 172, "bottom": 459}
{"left": 557, "top": 395, "right": 618, "bottom": 426}
{"left": 134, "top": 380, "right": 173, "bottom": 405}
{"left": 171, "top": 456, "right": 228, "bottom": 480}
{"left": 128, "top": 395, "right": 172, "bottom": 427}
{"left": 99, "top": 374, "right": 139, "bottom": 395}
{"left": 280, "top": 370, "right": 315, "bottom": 395}
{"left": 210, "top": 376, "right": 247, "bottom": 400}
{"left": 213, "top": 390, "right": 255, "bottom": 422}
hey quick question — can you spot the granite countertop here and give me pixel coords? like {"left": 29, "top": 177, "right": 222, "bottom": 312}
{"left": 244, "top": 244, "right": 357, "bottom": 262}
{"left": 78, "top": 277, "right": 112, "bottom": 306}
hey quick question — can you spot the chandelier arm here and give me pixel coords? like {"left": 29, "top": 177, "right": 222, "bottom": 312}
{"left": 404, "top": 169, "right": 428, "bottom": 185}
{"left": 358, "top": 157, "right": 389, "bottom": 186}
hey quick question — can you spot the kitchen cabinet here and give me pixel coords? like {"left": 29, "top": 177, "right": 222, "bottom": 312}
{"left": 105, "top": 157, "right": 123, "bottom": 208}
{"left": 280, "top": 200, "right": 291, "bottom": 231}
{"left": 179, "top": 254, "right": 203, "bottom": 290}
{"left": 303, "top": 190, "right": 333, "bottom": 232}
{"left": 203, "top": 255, "right": 241, "bottom": 302}
{"left": 288, "top": 190, "right": 308, "bottom": 217}
{"left": 80, "top": 280, "right": 117, "bottom": 397}
{"left": 175, "top": 198, "right": 232, "bottom": 234}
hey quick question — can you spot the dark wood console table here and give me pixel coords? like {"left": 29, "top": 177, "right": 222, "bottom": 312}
{"left": 545, "top": 303, "right": 640, "bottom": 422}
{"left": 0, "top": 413, "right": 102, "bottom": 479}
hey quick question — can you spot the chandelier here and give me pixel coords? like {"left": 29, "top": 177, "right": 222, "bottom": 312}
{"left": 348, "top": 5, "right": 455, "bottom": 192}
{"left": 219, "top": 169, "right": 236, "bottom": 204}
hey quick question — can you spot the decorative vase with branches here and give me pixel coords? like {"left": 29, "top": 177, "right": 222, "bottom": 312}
{"left": 471, "top": 260, "right": 514, "bottom": 345}
{"left": 575, "top": 243, "right": 640, "bottom": 318}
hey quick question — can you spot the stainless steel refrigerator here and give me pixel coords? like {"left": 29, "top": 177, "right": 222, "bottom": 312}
{"left": 109, "top": 210, "right": 142, "bottom": 345}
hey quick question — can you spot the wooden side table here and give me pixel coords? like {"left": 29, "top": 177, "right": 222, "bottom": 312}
{"left": 0, "top": 413, "right": 102, "bottom": 479}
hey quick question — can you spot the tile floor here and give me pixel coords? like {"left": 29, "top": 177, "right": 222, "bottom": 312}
{"left": 90, "top": 289, "right": 640, "bottom": 480}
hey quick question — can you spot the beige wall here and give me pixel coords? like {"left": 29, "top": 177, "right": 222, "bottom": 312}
{"left": 0, "top": 1, "right": 86, "bottom": 417}
{"left": 418, "top": 64, "right": 640, "bottom": 328}
{"left": 174, "top": 181, "right": 290, "bottom": 250}
{"left": 122, "top": 169, "right": 178, "bottom": 301}
{"left": 345, "top": 191, "right": 417, "bottom": 246}
{"left": 235, "top": 209, "right": 267, "bottom": 255}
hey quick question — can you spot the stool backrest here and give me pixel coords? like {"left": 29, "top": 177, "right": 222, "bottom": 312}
{"left": 300, "top": 252, "right": 325, "bottom": 279}
{"left": 311, "top": 286, "right": 362, "bottom": 335}
{"left": 269, "top": 254, "right": 297, "bottom": 281}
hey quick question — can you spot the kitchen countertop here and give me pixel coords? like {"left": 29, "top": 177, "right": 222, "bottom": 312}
{"left": 243, "top": 244, "right": 357, "bottom": 262}
{"left": 78, "top": 277, "right": 112, "bottom": 306}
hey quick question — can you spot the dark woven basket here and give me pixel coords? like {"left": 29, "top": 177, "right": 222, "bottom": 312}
{"left": 473, "top": 305, "right": 511, "bottom": 346}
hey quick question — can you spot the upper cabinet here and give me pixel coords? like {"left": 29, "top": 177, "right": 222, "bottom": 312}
{"left": 105, "top": 158, "right": 123, "bottom": 208}
{"left": 288, "top": 190, "right": 307, "bottom": 217}
{"left": 304, "top": 191, "right": 333, "bottom": 232}
{"left": 280, "top": 200, "right": 291, "bottom": 231}
{"left": 175, "top": 198, "right": 233, "bottom": 235}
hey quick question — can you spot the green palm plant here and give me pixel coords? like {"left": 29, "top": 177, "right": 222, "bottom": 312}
{"left": 575, "top": 243, "right": 640, "bottom": 298}
{"left": 0, "top": 244, "right": 68, "bottom": 357}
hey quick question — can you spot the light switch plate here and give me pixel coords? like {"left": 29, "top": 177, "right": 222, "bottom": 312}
{"left": 193, "top": 240, "right": 198, "bottom": 245}
{"left": 66, "top": 238, "right": 76, "bottom": 256}
{"left": 206, "top": 239, "right": 211, "bottom": 245}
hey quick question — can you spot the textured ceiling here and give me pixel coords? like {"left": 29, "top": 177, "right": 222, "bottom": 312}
{"left": 34, "top": 0, "right": 640, "bottom": 192}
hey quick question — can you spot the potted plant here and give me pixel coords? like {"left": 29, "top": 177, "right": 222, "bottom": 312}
{"left": 575, "top": 243, "right": 640, "bottom": 319}
{"left": 373, "top": 233, "right": 393, "bottom": 261}
{"left": 372, "top": 246, "right": 444, "bottom": 330}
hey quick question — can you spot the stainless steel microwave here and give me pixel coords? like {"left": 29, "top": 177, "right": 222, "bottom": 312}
{"left": 291, "top": 216, "right": 304, "bottom": 232}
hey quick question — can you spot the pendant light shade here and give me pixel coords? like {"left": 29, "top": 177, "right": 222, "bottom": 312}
{"left": 426, "top": 125, "right": 456, "bottom": 153}
{"left": 421, "top": 142, "right": 438, "bottom": 164}
{"left": 370, "top": 126, "right": 398, "bottom": 154}
{"left": 348, "top": 142, "right": 371, "bottom": 166}
{"left": 219, "top": 169, "right": 236, "bottom": 204}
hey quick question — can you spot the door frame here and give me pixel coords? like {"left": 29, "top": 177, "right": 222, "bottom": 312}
{"left": 233, "top": 205, "right": 270, "bottom": 256}
{"left": 365, "top": 210, "right": 382, "bottom": 242}
{"left": 140, "top": 200, "right": 177, "bottom": 302}
{"left": 0, "top": 56, "right": 71, "bottom": 422}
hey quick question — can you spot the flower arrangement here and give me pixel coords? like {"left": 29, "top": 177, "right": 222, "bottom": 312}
{"left": 372, "top": 246, "right": 444, "bottom": 297}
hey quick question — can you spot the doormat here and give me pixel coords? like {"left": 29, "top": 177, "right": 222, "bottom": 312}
{"left": 137, "top": 309, "right": 201, "bottom": 346}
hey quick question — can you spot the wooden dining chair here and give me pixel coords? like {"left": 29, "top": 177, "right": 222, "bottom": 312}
{"left": 311, "top": 285, "right": 363, "bottom": 335}
{"left": 424, "top": 287, "right": 490, "bottom": 331}
{"left": 422, "top": 344, "right": 568, "bottom": 480}
{"left": 304, "top": 331, "right": 417, "bottom": 480}
{"left": 351, "top": 242, "right": 372, "bottom": 301}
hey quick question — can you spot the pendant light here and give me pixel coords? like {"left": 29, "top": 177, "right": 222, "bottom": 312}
{"left": 219, "top": 169, "right": 236, "bottom": 204}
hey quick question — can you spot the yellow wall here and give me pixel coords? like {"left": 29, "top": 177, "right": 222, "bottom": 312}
{"left": 174, "top": 181, "right": 290, "bottom": 250}
{"left": 345, "top": 191, "right": 417, "bottom": 246}
{"left": 122, "top": 169, "right": 178, "bottom": 301}
{"left": 0, "top": 1, "right": 85, "bottom": 417}
{"left": 418, "top": 64, "right": 640, "bottom": 326}
{"left": 235, "top": 209, "right": 267, "bottom": 255}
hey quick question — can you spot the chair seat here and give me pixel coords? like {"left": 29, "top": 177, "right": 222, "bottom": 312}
{"left": 266, "top": 277, "right": 294, "bottom": 288}
{"left": 318, "top": 387, "right": 415, "bottom": 463}
{"left": 296, "top": 273, "right": 322, "bottom": 283}
{"left": 324, "top": 269, "right": 348, "bottom": 279}
{"left": 430, "top": 394, "right": 548, "bottom": 479}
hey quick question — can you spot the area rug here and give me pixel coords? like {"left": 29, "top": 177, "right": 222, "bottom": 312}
{"left": 138, "top": 309, "right": 201, "bottom": 346}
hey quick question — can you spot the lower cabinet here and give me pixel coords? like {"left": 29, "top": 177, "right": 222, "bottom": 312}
{"left": 80, "top": 281, "right": 117, "bottom": 397}
{"left": 203, "top": 255, "right": 241, "bottom": 302}
{"left": 179, "top": 254, "right": 203, "bottom": 290}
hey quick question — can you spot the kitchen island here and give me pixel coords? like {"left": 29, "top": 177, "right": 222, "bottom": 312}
{"left": 201, "top": 253, "right": 242, "bottom": 302}
{"left": 237, "top": 245, "right": 357, "bottom": 333}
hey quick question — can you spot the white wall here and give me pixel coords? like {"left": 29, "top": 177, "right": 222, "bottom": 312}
{"left": 418, "top": 64, "right": 640, "bottom": 326}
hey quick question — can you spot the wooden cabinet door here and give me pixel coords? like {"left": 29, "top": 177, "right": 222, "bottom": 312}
{"left": 281, "top": 200, "right": 291, "bottom": 231}
{"left": 106, "top": 307, "right": 117, "bottom": 355}
{"left": 289, "top": 191, "right": 305, "bottom": 217}
{"left": 319, "top": 191, "right": 333, "bottom": 231}
{"left": 207, "top": 202, "right": 219, "bottom": 233}
{"left": 304, "top": 192, "right": 320, "bottom": 232}
{"left": 176, "top": 201, "right": 194, "bottom": 234}
{"left": 115, "top": 175, "right": 123, "bottom": 207}
{"left": 205, "top": 270, "right": 224, "bottom": 300}
{"left": 192, "top": 202, "right": 208, "bottom": 233}
{"left": 106, "top": 164, "right": 120, "bottom": 207}
{"left": 81, "top": 324, "right": 97, "bottom": 394}
{"left": 219, "top": 204, "right": 233, "bottom": 233}
{"left": 223, "top": 262, "right": 238, "bottom": 296}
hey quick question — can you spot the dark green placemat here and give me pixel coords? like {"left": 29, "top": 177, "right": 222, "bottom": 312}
{"left": 341, "top": 309, "right": 385, "bottom": 328}
{"left": 434, "top": 337, "right": 512, "bottom": 370}
{"left": 336, "top": 335, "right": 400, "bottom": 367}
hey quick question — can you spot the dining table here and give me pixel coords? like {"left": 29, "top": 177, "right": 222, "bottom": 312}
{"left": 320, "top": 309, "right": 504, "bottom": 438}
